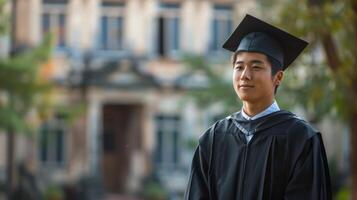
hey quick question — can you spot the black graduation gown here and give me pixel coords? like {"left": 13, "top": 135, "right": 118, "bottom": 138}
{"left": 184, "top": 110, "right": 331, "bottom": 200}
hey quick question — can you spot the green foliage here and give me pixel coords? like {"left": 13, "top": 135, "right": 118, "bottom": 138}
{"left": 43, "top": 185, "right": 64, "bottom": 200}
{"left": 276, "top": 57, "right": 337, "bottom": 121}
{"left": 141, "top": 181, "right": 168, "bottom": 200}
{"left": 184, "top": 137, "right": 198, "bottom": 150}
{"left": 276, "top": 0, "right": 357, "bottom": 121}
{"left": 0, "top": 33, "right": 54, "bottom": 134}
{"left": 0, "top": 0, "right": 9, "bottom": 35}
{"left": 53, "top": 103, "right": 86, "bottom": 125}
{"left": 181, "top": 54, "right": 241, "bottom": 115}
{"left": 256, "top": 0, "right": 357, "bottom": 122}
{"left": 335, "top": 186, "right": 351, "bottom": 200}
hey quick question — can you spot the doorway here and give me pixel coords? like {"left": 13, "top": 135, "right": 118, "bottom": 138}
{"left": 101, "top": 104, "right": 142, "bottom": 193}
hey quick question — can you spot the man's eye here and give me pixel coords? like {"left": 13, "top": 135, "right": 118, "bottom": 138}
{"left": 235, "top": 66, "right": 244, "bottom": 70}
{"left": 252, "top": 66, "right": 262, "bottom": 70}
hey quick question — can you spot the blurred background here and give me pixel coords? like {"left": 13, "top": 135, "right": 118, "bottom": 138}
{"left": 0, "top": 0, "right": 356, "bottom": 199}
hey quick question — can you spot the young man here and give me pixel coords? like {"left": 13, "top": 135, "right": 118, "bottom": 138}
{"left": 184, "top": 15, "right": 331, "bottom": 200}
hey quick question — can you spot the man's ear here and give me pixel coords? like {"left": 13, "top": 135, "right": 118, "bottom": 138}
{"left": 275, "top": 71, "right": 284, "bottom": 86}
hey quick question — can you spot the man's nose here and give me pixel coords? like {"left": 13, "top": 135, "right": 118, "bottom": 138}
{"left": 240, "top": 67, "right": 252, "bottom": 80}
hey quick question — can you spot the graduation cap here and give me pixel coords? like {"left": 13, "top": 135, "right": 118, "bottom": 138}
{"left": 222, "top": 14, "right": 308, "bottom": 70}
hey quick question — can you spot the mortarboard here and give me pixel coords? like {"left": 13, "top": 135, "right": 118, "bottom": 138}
{"left": 222, "top": 14, "right": 308, "bottom": 70}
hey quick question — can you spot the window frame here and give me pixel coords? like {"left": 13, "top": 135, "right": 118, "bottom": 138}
{"left": 41, "top": 3, "right": 68, "bottom": 50}
{"left": 154, "top": 114, "right": 182, "bottom": 168}
{"left": 38, "top": 116, "right": 68, "bottom": 168}
{"left": 156, "top": 3, "right": 181, "bottom": 59}
{"left": 98, "top": 3, "right": 126, "bottom": 52}
{"left": 210, "top": 5, "right": 233, "bottom": 54}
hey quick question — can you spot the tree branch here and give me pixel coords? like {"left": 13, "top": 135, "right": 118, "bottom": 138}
{"left": 321, "top": 33, "right": 340, "bottom": 72}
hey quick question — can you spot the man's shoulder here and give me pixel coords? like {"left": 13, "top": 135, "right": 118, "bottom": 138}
{"left": 208, "top": 112, "right": 239, "bottom": 132}
{"left": 198, "top": 115, "right": 236, "bottom": 144}
{"left": 285, "top": 115, "right": 319, "bottom": 140}
{"left": 260, "top": 110, "right": 319, "bottom": 138}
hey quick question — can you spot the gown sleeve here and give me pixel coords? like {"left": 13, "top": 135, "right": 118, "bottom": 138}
{"left": 284, "top": 133, "right": 332, "bottom": 200}
{"left": 184, "top": 126, "right": 214, "bottom": 200}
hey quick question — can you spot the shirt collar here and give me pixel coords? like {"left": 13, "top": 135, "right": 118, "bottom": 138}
{"left": 241, "top": 100, "right": 280, "bottom": 120}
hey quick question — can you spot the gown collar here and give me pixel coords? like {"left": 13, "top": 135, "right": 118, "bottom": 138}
{"left": 228, "top": 109, "right": 299, "bottom": 137}
{"left": 241, "top": 100, "right": 280, "bottom": 121}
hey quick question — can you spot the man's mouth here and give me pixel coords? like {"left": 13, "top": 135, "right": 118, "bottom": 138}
{"left": 239, "top": 84, "right": 254, "bottom": 88}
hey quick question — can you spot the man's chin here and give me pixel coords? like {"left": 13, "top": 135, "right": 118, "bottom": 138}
{"left": 237, "top": 94, "right": 254, "bottom": 102}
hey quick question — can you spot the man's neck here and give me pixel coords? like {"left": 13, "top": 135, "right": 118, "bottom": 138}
{"left": 242, "top": 99, "right": 275, "bottom": 117}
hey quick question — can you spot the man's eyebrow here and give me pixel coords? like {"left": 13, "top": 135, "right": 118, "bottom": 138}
{"left": 235, "top": 60, "right": 264, "bottom": 64}
{"left": 250, "top": 60, "right": 264, "bottom": 64}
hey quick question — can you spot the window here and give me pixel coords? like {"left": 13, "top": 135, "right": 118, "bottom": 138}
{"left": 155, "top": 115, "right": 181, "bottom": 166}
{"left": 42, "top": 1, "right": 67, "bottom": 48}
{"left": 211, "top": 5, "right": 233, "bottom": 52}
{"left": 42, "top": 0, "right": 68, "bottom": 3}
{"left": 157, "top": 3, "right": 181, "bottom": 57}
{"left": 39, "top": 115, "right": 67, "bottom": 167}
{"left": 99, "top": 3, "right": 125, "bottom": 50}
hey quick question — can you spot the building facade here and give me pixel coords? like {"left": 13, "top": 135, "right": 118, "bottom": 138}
{"left": 1, "top": 0, "right": 348, "bottom": 198}
{"left": 3, "top": 0, "right": 258, "bottom": 197}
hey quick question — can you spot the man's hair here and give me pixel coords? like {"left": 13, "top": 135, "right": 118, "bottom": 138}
{"left": 231, "top": 52, "right": 283, "bottom": 93}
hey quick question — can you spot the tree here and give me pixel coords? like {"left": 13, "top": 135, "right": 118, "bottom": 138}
{"left": 0, "top": 34, "right": 54, "bottom": 130}
{"left": 274, "top": 0, "right": 357, "bottom": 198}
{"left": 0, "top": 36, "right": 54, "bottom": 199}
{"left": 0, "top": 0, "right": 53, "bottom": 198}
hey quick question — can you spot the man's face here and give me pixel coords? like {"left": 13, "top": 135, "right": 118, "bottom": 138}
{"left": 232, "top": 52, "right": 282, "bottom": 104}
